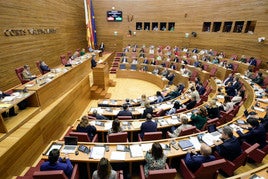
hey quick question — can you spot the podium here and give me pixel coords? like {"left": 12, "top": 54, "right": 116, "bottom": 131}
{"left": 93, "top": 63, "right": 109, "bottom": 90}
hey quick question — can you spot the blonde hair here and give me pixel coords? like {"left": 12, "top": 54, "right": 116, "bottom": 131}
{"left": 79, "top": 116, "right": 89, "bottom": 128}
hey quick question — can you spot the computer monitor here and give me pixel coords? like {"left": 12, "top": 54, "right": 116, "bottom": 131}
{"left": 64, "top": 136, "right": 78, "bottom": 145}
{"left": 207, "top": 124, "right": 217, "bottom": 133}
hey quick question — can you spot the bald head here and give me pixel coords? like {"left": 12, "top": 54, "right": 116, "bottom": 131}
{"left": 200, "top": 144, "right": 212, "bottom": 156}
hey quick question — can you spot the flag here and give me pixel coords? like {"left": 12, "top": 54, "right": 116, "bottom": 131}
{"left": 84, "top": 0, "right": 97, "bottom": 49}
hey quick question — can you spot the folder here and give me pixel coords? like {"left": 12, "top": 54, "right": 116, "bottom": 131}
{"left": 178, "top": 140, "right": 194, "bottom": 151}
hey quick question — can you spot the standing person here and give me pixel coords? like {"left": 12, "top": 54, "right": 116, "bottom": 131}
{"left": 76, "top": 116, "right": 96, "bottom": 141}
{"left": 40, "top": 149, "right": 73, "bottom": 178}
{"left": 99, "top": 42, "right": 105, "bottom": 53}
{"left": 92, "top": 157, "right": 117, "bottom": 179}
{"left": 143, "top": 142, "right": 167, "bottom": 177}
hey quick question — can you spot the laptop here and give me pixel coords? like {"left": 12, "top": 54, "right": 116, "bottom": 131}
{"left": 61, "top": 136, "right": 78, "bottom": 153}
{"left": 207, "top": 124, "right": 221, "bottom": 138}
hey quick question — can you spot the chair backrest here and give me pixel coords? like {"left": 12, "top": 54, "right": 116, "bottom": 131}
{"left": 232, "top": 63, "right": 239, "bottom": 73}
{"left": 154, "top": 109, "right": 165, "bottom": 117}
{"left": 194, "top": 159, "right": 226, "bottom": 179}
{"left": 33, "top": 170, "right": 68, "bottom": 179}
{"left": 15, "top": 66, "right": 29, "bottom": 84}
{"left": 263, "top": 76, "right": 268, "bottom": 87}
{"left": 107, "top": 132, "right": 128, "bottom": 143}
{"left": 195, "top": 99, "right": 203, "bottom": 107}
{"left": 147, "top": 168, "right": 177, "bottom": 179}
{"left": 69, "top": 131, "right": 90, "bottom": 142}
{"left": 230, "top": 54, "right": 238, "bottom": 60}
{"left": 190, "top": 70, "right": 198, "bottom": 81}
{"left": 130, "top": 64, "right": 137, "bottom": 70}
{"left": 36, "top": 61, "right": 44, "bottom": 75}
{"left": 60, "top": 55, "right": 68, "bottom": 65}
{"left": 179, "top": 126, "right": 200, "bottom": 136}
{"left": 119, "top": 64, "right": 126, "bottom": 69}
{"left": 254, "top": 59, "right": 262, "bottom": 71}
{"left": 117, "top": 116, "right": 132, "bottom": 120}
{"left": 142, "top": 131, "right": 162, "bottom": 141}
{"left": 203, "top": 64, "right": 209, "bottom": 71}
{"left": 210, "top": 67, "right": 217, "bottom": 77}
{"left": 176, "top": 108, "right": 186, "bottom": 113}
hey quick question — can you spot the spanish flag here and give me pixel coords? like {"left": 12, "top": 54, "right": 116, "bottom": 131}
{"left": 84, "top": 0, "right": 97, "bottom": 49}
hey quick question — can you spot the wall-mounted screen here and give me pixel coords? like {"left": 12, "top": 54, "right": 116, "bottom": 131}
{"left": 107, "top": 11, "right": 123, "bottom": 22}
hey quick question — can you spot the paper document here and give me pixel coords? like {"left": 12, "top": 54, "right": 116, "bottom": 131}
{"left": 130, "top": 145, "right": 144, "bottom": 157}
{"left": 254, "top": 106, "right": 265, "bottom": 112}
{"left": 104, "top": 122, "right": 112, "bottom": 130}
{"left": 141, "top": 143, "right": 153, "bottom": 152}
{"left": 61, "top": 145, "right": 77, "bottom": 154}
{"left": 110, "top": 151, "right": 126, "bottom": 160}
{"left": 0, "top": 103, "right": 12, "bottom": 108}
{"left": 202, "top": 133, "right": 221, "bottom": 146}
{"left": 132, "top": 122, "right": 142, "bottom": 129}
{"left": 90, "top": 146, "right": 105, "bottom": 159}
{"left": 1, "top": 96, "right": 16, "bottom": 102}
{"left": 189, "top": 137, "right": 201, "bottom": 150}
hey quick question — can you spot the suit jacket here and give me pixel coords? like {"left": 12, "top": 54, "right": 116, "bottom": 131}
{"left": 249, "top": 59, "right": 257, "bottom": 66}
{"left": 140, "top": 120, "right": 157, "bottom": 139}
{"left": 184, "top": 153, "right": 215, "bottom": 172}
{"left": 76, "top": 125, "right": 96, "bottom": 141}
{"left": 215, "top": 136, "right": 242, "bottom": 161}
{"left": 117, "top": 110, "right": 132, "bottom": 117}
{"left": 198, "top": 86, "right": 206, "bottom": 95}
{"left": 142, "top": 107, "right": 154, "bottom": 118}
{"left": 186, "top": 100, "right": 197, "bottom": 110}
{"left": 40, "top": 159, "right": 73, "bottom": 178}
{"left": 225, "top": 86, "right": 236, "bottom": 96}
{"left": 91, "top": 59, "right": 97, "bottom": 68}
{"left": 40, "top": 64, "right": 50, "bottom": 72}
{"left": 223, "top": 77, "right": 233, "bottom": 85}
{"left": 233, "top": 81, "right": 242, "bottom": 90}
{"left": 237, "top": 125, "right": 266, "bottom": 149}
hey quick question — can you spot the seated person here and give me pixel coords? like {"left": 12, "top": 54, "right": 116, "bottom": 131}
{"left": 166, "top": 72, "right": 175, "bottom": 85}
{"left": 39, "top": 61, "right": 51, "bottom": 73}
{"left": 143, "top": 58, "right": 149, "bottom": 64}
{"left": 108, "top": 118, "right": 122, "bottom": 134}
{"left": 185, "top": 95, "right": 197, "bottom": 110}
{"left": 142, "top": 102, "right": 154, "bottom": 118}
{"left": 170, "top": 63, "right": 176, "bottom": 70}
{"left": 140, "top": 94, "right": 148, "bottom": 107}
{"left": 161, "top": 68, "right": 169, "bottom": 77}
{"left": 252, "top": 72, "right": 264, "bottom": 86}
{"left": 184, "top": 143, "right": 215, "bottom": 172}
{"left": 22, "top": 65, "right": 36, "bottom": 81}
{"left": 80, "top": 48, "right": 86, "bottom": 56}
{"left": 155, "top": 91, "right": 164, "bottom": 103}
{"left": 206, "top": 100, "right": 220, "bottom": 119}
{"left": 76, "top": 116, "right": 96, "bottom": 140}
{"left": 166, "top": 83, "right": 185, "bottom": 100}
{"left": 167, "top": 115, "right": 192, "bottom": 137}
{"left": 212, "top": 57, "right": 220, "bottom": 64}
{"left": 225, "top": 82, "right": 236, "bottom": 97}
{"left": 231, "top": 90, "right": 245, "bottom": 105}
{"left": 152, "top": 67, "right": 159, "bottom": 75}
{"left": 196, "top": 83, "right": 206, "bottom": 95}
{"left": 190, "top": 106, "right": 207, "bottom": 130}
{"left": 69, "top": 51, "right": 79, "bottom": 61}
{"left": 124, "top": 98, "right": 132, "bottom": 107}
{"left": 151, "top": 58, "right": 157, "bottom": 65}
{"left": 92, "top": 157, "right": 117, "bottom": 179}
{"left": 220, "top": 95, "right": 234, "bottom": 112}
{"left": 223, "top": 74, "right": 234, "bottom": 86}
{"left": 144, "top": 142, "right": 167, "bottom": 177}
{"left": 132, "top": 58, "right": 138, "bottom": 64}
{"left": 166, "top": 101, "right": 182, "bottom": 115}
{"left": 0, "top": 91, "right": 17, "bottom": 117}
{"left": 91, "top": 55, "right": 97, "bottom": 68}
{"left": 192, "top": 48, "right": 198, "bottom": 53}
{"left": 40, "top": 149, "right": 73, "bottom": 178}
{"left": 214, "top": 126, "right": 242, "bottom": 161}
{"left": 92, "top": 109, "right": 109, "bottom": 120}
{"left": 239, "top": 55, "right": 247, "bottom": 63}
{"left": 237, "top": 117, "right": 266, "bottom": 149}
{"left": 189, "top": 86, "right": 201, "bottom": 101}
{"left": 245, "top": 68, "right": 255, "bottom": 79}
{"left": 116, "top": 104, "right": 132, "bottom": 118}
{"left": 232, "top": 77, "right": 242, "bottom": 90}
{"left": 121, "top": 56, "right": 128, "bottom": 63}
{"left": 248, "top": 57, "right": 257, "bottom": 66}
{"left": 140, "top": 114, "right": 157, "bottom": 139}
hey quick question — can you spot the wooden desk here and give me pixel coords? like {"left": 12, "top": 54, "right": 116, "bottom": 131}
{"left": 0, "top": 91, "right": 39, "bottom": 133}
{"left": 15, "top": 56, "right": 91, "bottom": 108}
{"left": 116, "top": 70, "right": 169, "bottom": 89}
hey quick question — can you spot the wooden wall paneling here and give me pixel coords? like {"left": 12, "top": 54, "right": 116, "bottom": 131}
{"left": 93, "top": 0, "right": 268, "bottom": 68}
{"left": 0, "top": 75, "right": 90, "bottom": 178}
{"left": 0, "top": 0, "right": 87, "bottom": 91}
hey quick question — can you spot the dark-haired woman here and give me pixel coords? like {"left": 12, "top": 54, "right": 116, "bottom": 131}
{"left": 144, "top": 142, "right": 167, "bottom": 177}
{"left": 92, "top": 157, "right": 117, "bottom": 179}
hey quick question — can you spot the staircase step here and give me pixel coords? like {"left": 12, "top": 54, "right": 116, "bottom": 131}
{"left": 90, "top": 85, "right": 98, "bottom": 92}
{"left": 95, "top": 88, "right": 102, "bottom": 94}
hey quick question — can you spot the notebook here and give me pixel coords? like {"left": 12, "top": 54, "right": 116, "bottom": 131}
{"left": 178, "top": 140, "right": 194, "bottom": 151}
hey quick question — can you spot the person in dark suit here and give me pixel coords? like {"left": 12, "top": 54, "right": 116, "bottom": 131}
{"left": 92, "top": 110, "right": 109, "bottom": 120}
{"left": 40, "top": 149, "right": 73, "bottom": 178}
{"left": 248, "top": 57, "right": 257, "bottom": 67}
{"left": 252, "top": 72, "right": 264, "bottom": 86}
{"left": 165, "top": 83, "right": 185, "bottom": 100}
{"left": 76, "top": 116, "right": 96, "bottom": 140}
{"left": 91, "top": 55, "right": 97, "bottom": 68}
{"left": 99, "top": 42, "right": 105, "bottom": 52}
{"left": 232, "top": 77, "right": 242, "bottom": 90}
{"left": 117, "top": 104, "right": 133, "bottom": 118}
{"left": 143, "top": 58, "right": 149, "bottom": 64}
{"left": 0, "top": 91, "right": 17, "bottom": 117}
{"left": 121, "top": 56, "right": 128, "bottom": 63}
{"left": 237, "top": 118, "right": 266, "bottom": 149}
{"left": 166, "top": 72, "right": 175, "bottom": 85}
{"left": 206, "top": 100, "right": 220, "bottom": 119}
{"left": 196, "top": 83, "right": 206, "bottom": 95}
{"left": 225, "top": 82, "right": 236, "bottom": 97}
{"left": 214, "top": 126, "right": 242, "bottom": 161}
{"left": 39, "top": 61, "right": 51, "bottom": 73}
{"left": 223, "top": 74, "right": 234, "bottom": 86}
{"left": 184, "top": 143, "right": 215, "bottom": 172}
{"left": 185, "top": 95, "right": 197, "bottom": 110}
{"left": 142, "top": 102, "right": 154, "bottom": 118}
{"left": 140, "top": 114, "right": 157, "bottom": 139}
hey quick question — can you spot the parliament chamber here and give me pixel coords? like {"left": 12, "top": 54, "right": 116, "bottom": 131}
{"left": 0, "top": 0, "right": 268, "bottom": 179}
